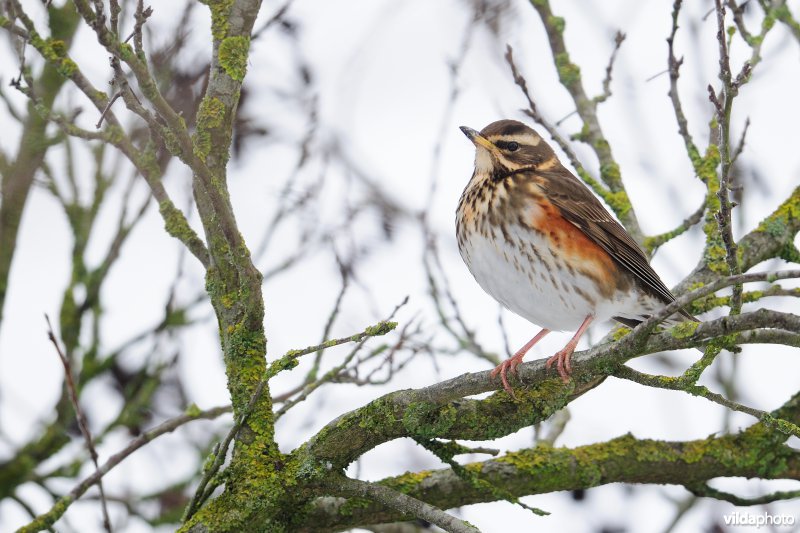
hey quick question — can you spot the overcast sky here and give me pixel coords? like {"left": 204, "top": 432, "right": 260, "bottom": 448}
{"left": 1, "top": 0, "right": 799, "bottom": 531}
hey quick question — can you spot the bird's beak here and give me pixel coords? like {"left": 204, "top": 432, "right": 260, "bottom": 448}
{"left": 460, "top": 126, "right": 496, "bottom": 152}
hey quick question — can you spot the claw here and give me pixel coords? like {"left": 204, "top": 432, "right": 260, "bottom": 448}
{"left": 491, "top": 355, "right": 523, "bottom": 398}
{"left": 546, "top": 349, "right": 572, "bottom": 384}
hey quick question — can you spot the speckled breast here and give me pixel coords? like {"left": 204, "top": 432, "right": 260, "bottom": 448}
{"left": 455, "top": 172, "right": 649, "bottom": 331}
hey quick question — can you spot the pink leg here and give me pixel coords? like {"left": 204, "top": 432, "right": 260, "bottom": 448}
{"left": 491, "top": 328, "right": 550, "bottom": 397}
{"left": 546, "top": 315, "right": 594, "bottom": 383}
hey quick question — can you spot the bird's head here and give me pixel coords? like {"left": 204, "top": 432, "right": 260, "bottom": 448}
{"left": 460, "top": 119, "right": 557, "bottom": 179}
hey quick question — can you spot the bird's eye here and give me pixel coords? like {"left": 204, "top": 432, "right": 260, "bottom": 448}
{"left": 507, "top": 142, "right": 519, "bottom": 152}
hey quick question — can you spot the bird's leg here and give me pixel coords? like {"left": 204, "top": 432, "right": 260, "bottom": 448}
{"left": 491, "top": 328, "right": 550, "bottom": 397}
{"left": 546, "top": 315, "right": 594, "bottom": 383}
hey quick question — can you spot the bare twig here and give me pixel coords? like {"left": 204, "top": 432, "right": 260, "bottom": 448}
{"left": 631, "top": 270, "right": 800, "bottom": 339}
{"left": 667, "top": 0, "right": 698, "bottom": 158}
{"left": 686, "top": 482, "right": 800, "bottom": 505}
{"left": 183, "top": 306, "right": 403, "bottom": 521}
{"left": 711, "top": 0, "right": 743, "bottom": 315}
{"left": 18, "top": 405, "right": 231, "bottom": 532}
{"left": 131, "top": 1, "right": 153, "bottom": 52}
{"left": 730, "top": 116, "right": 750, "bottom": 167}
{"left": 614, "top": 365, "right": 800, "bottom": 437}
{"left": 505, "top": 45, "right": 590, "bottom": 185}
{"left": 422, "top": 231, "right": 499, "bottom": 365}
{"left": 44, "top": 315, "right": 113, "bottom": 533}
{"left": 251, "top": 0, "right": 295, "bottom": 39}
{"left": 275, "top": 299, "right": 410, "bottom": 417}
{"left": 644, "top": 199, "right": 706, "bottom": 254}
{"left": 274, "top": 333, "right": 376, "bottom": 420}
{"left": 595, "top": 31, "right": 626, "bottom": 104}
{"left": 423, "top": 6, "right": 479, "bottom": 214}
{"left": 95, "top": 90, "right": 122, "bottom": 129}
{"left": 726, "top": 0, "right": 753, "bottom": 42}
{"left": 307, "top": 256, "right": 351, "bottom": 382}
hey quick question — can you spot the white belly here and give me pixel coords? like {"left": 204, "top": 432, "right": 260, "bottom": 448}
{"left": 458, "top": 222, "right": 650, "bottom": 331}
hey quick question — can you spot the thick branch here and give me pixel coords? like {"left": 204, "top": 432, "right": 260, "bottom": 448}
{"left": 298, "top": 424, "right": 800, "bottom": 531}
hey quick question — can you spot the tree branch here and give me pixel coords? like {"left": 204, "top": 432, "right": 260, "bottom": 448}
{"left": 45, "top": 316, "right": 112, "bottom": 533}
{"left": 296, "top": 420, "right": 800, "bottom": 531}
{"left": 328, "top": 476, "right": 479, "bottom": 533}
{"left": 17, "top": 406, "right": 231, "bottom": 533}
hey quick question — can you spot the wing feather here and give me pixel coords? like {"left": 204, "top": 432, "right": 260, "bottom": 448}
{"left": 537, "top": 167, "right": 695, "bottom": 321}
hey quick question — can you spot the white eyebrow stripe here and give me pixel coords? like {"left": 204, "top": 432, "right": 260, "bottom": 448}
{"left": 490, "top": 133, "right": 541, "bottom": 146}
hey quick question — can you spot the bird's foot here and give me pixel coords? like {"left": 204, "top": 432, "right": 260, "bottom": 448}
{"left": 545, "top": 346, "right": 575, "bottom": 384}
{"left": 490, "top": 352, "right": 526, "bottom": 398}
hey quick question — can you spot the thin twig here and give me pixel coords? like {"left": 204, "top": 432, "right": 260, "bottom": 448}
{"left": 251, "top": 0, "right": 295, "bottom": 40}
{"left": 630, "top": 269, "right": 800, "bottom": 339}
{"left": 45, "top": 315, "right": 113, "bottom": 533}
{"left": 274, "top": 333, "right": 375, "bottom": 420}
{"left": 131, "top": 1, "right": 152, "bottom": 52}
{"left": 95, "top": 90, "right": 122, "bottom": 129}
{"left": 423, "top": 6, "right": 479, "bottom": 214}
{"left": 275, "top": 298, "right": 409, "bottom": 418}
{"left": 422, "top": 231, "right": 498, "bottom": 365}
{"left": 18, "top": 405, "right": 231, "bottom": 532}
{"left": 330, "top": 476, "right": 480, "bottom": 533}
{"left": 686, "top": 482, "right": 800, "bottom": 505}
{"left": 644, "top": 199, "right": 706, "bottom": 254}
{"left": 505, "top": 44, "right": 640, "bottom": 237}
{"left": 730, "top": 116, "right": 750, "bottom": 167}
{"left": 109, "top": 0, "right": 121, "bottom": 34}
{"left": 183, "top": 304, "right": 404, "bottom": 520}
{"left": 614, "top": 365, "right": 800, "bottom": 437}
{"left": 667, "top": 0, "right": 698, "bottom": 157}
{"left": 711, "top": 0, "right": 744, "bottom": 315}
{"left": 505, "top": 45, "right": 590, "bottom": 186}
{"left": 725, "top": 0, "right": 753, "bottom": 42}
{"left": 688, "top": 284, "right": 800, "bottom": 314}
{"left": 595, "top": 31, "right": 626, "bottom": 104}
{"left": 307, "top": 255, "right": 351, "bottom": 382}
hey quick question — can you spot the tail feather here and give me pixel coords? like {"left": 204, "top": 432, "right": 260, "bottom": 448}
{"left": 613, "top": 309, "right": 698, "bottom": 329}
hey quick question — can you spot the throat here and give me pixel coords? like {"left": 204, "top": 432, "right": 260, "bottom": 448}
{"left": 474, "top": 149, "right": 494, "bottom": 174}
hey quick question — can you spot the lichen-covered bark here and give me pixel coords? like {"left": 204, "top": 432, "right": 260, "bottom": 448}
{"left": 296, "top": 410, "right": 800, "bottom": 531}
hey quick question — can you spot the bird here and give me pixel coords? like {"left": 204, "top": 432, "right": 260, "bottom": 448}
{"left": 455, "top": 119, "right": 696, "bottom": 395}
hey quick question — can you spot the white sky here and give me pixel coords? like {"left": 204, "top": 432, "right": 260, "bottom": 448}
{"left": 1, "top": 0, "right": 799, "bottom": 531}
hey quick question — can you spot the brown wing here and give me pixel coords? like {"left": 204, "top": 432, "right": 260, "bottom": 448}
{"left": 538, "top": 167, "right": 694, "bottom": 321}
